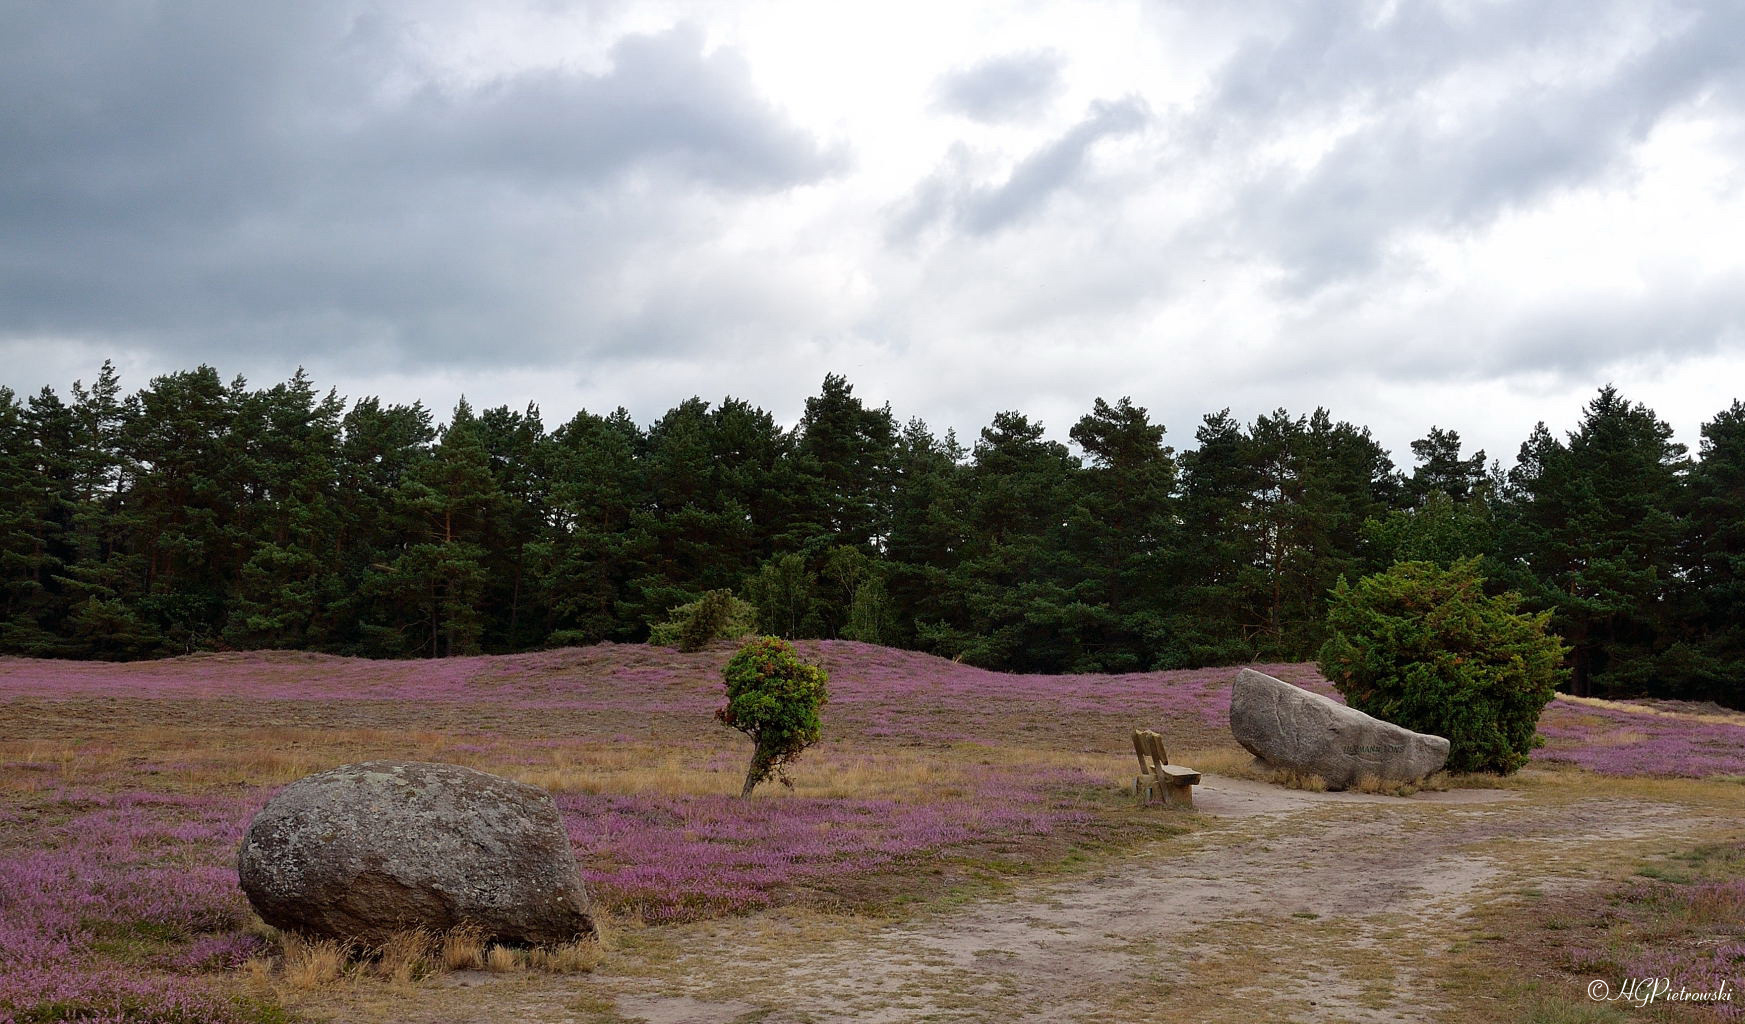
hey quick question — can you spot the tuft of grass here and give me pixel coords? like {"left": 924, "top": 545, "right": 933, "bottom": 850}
{"left": 1209, "top": 754, "right": 1286, "bottom": 786}
{"left": 440, "top": 924, "right": 485, "bottom": 971}
{"left": 279, "top": 935, "right": 353, "bottom": 989}
{"left": 527, "top": 938, "right": 603, "bottom": 973}
{"left": 371, "top": 929, "right": 435, "bottom": 984}
{"left": 1273, "top": 769, "right": 1328, "bottom": 792}
{"left": 1348, "top": 772, "right": 1452, "bottom": 797}
{"left": 484, "top": 945, "right": 520, "bottom": 973}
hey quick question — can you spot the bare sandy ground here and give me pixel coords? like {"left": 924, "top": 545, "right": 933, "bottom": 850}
{"left": 320, "top": 772, "right": 1734, "bottom": 1024}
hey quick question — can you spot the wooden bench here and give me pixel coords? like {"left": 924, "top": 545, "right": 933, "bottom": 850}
{"left": 1132, "top": 729, "right": 1201, "bottom": 809}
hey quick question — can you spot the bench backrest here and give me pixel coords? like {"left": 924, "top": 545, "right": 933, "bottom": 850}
{"left": 1131, "top": 729, "right": 1169, "bottom": 773}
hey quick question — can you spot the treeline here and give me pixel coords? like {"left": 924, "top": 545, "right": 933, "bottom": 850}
{"left": 0, "top": 365, "right": 1740, "bottom": 706}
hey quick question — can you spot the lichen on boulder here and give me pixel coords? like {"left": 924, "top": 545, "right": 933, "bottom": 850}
{"left": 238, "top": 760, "right": 595, "bottom": 945}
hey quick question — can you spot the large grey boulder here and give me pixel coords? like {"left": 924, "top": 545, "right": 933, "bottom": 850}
{"left": 238, "top": 760, "right": 595, "bottom": 946}
{"left": 1229, "top": 669, "right": 1450, "bottom": 790}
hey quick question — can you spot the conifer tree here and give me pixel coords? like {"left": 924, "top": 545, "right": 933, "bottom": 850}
{"left": 373, "top": 399, "right": 503, "bottom": 657}
{"left": 884, "top": 418, "right": 966, "bottom": 647}
{"left": 1667, "top": 400, "right": 1745, "bottom": 704}
{"left": 222, "top": 371, "right": 346, "bottom": 650}
{"left": 1065, "top": 396, "right": 1176, "bottom": 670}
{"left": 1498, "top": 387, "right": 1687, "bottom": 696}
{"left": 793, "top": 373, "right": 897, "bottom": 550}
{"left": 541, "top": 407, "right": 645, "bottom": 645}
{"left": 118, "top": 367, "right": 236, "bottom": 651}
{"left": 1166, "top": 410, "right": 1261, "bottom": 666}
{"left": 935, "top": 411, "right": 1080, "bottom": 670}
{"left": 336, "top": 397, "right": 436, "bottom": 654}
{"left": 475, "top": 402, "right": 548, "bottom": 651}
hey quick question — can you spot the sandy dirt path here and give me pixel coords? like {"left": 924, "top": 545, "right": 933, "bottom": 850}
{"left": 377, "top": 775, "right": 1728, "bottom": 1024}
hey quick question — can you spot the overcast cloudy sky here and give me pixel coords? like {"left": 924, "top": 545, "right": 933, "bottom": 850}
{"left": 4, "top": 0, "right": 1744, "bottom": 467}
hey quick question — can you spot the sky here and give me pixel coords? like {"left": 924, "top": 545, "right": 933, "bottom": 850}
{"left": 4, "top": 0, "right": 1744, "bottom": 470}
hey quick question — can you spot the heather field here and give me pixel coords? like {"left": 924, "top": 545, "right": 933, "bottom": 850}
{"left": 3, "top": 642, "right": 1743, "bottom": 1023}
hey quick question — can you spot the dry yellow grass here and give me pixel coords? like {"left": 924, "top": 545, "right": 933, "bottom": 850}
{"left": 1169, "top": 746, "right": 1254, "bottom": 774}
{"left": 279, "top": 935, "right": 352, "bottom": 989}
{"left": 1558, "top": 692, "right": 1745, "bottom": 727}
{"left": 2, "top": 697, "right": 1243, "bottom": 813}
{"left": 0, "top": 725, "right": 458, "bottom": 789}
{"left": 485, "top": 945, "right": 520, "bottom": 973}
{"left": 371, "top": 929, "right": 435, "bottom": 984}
{"left": 1348, "top": 771, "right": 1451, "bottom": 796}
{"left": 1207, "top": 753, "right": 1329, "bottom": 791}
{"left": 440, "top": 924, "right": 485, "bottom": 971}
{"left": 1273, "top": 769, "right": 1328, "bottom": 792}
{"left": 527, "top": 938, "right": 603, "bottom": 973}
{"left": 512, "top": 747, "right": 983, "bottom": 801}
{"left": 1511, "top": 768, "right": 1745, "bottom": 808}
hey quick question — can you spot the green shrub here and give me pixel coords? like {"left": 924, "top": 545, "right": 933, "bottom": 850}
{"left": 716, "top": 636, "right": 829, "bottom": 796}
{"left": 648, "top": 590, "right": 755, "bottom": 652}
{"left": 1317, "top": 557, "right": 1567, "bottom": 775}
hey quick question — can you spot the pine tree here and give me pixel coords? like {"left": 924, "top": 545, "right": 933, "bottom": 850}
{"left": 937, "top": 411, "right": 1080, "bottom": 670}
{"left": 1165, "top": 410, "right": 1262, "bottom": 666}
{"left": 1366, "top": 427, "right": 1494, "bottom": 569}
{"left": 1404, "top": 426, "right": 1487, "bottom": 505}
{"left": 59, "top": 362, "right": 130, "bottom": 628}
{"left": 222, "top": 371, "right": 346, "bottom": 650}
{"left": 117, "top": 367, "right": 237, "bottom": 651}
{"left": 371, "top": 399, "right": 503, "bottom": 657}
{"left": 793, "top": 373, "right": 897, "bottom": 551}
{"left": 884, "top": 418, "right": 967, "bottom": 647}
{"left": 627, "top": 396, "right": 797, "bottom": 634}
{"left": 0, "top": 388, "right": 50, "bottom": 651}
{"left": 57, "top": 363, "right": 156, "bottom": 657}
{"left": 475, "top": 402, "right": 548, "bottom": 651}
{"left": 1064, "top": 397, "right": 1176, "bottom": 670}
{"left": 1667, "top": 400, "right": 1745, "bottom": 705}
{"left": 4, "top": 388, "right": 78, "bottom": 653}
{"left": 335, "top": 397, "right": 437, "bottom": 654}
{"left": 1498, "top": 387, "right": 1687, "bottom": 696}
{"left": 1285, "top": 409, "right": 1398, "bottom": 651}
{"left": 541, "top": 407, "right": 645, "bottom": 645}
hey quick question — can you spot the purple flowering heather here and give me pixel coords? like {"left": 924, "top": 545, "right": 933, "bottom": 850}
{"left": 1532, "top": 701, "right": 1745, "bottom": 777}
{"left": 562, "top": 764, "right": 1103, "bottom": 922}
{"left": 1601, "top": 873, "right": 1745, "bottom": 1020}
{"left": 3, "top": 643, "right": 1743, "bottom": 1014}
{"left": 0, "top": 965, "right": 250, "bottom": 1024}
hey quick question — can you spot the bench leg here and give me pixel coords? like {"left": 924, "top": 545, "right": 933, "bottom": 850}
{"left": 1162, "top": 781, "right": 1195, "bottom": 809}
{"left": 1134, "top": 775, "right": 1157, "bottom": 804}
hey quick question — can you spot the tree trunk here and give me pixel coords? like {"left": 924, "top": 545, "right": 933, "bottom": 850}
{"left": 740, "top": 748, "right": 773, "bottom": 797}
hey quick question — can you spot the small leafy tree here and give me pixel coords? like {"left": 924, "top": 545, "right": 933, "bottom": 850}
{"left": 648, "top": 590, "right": 755, "bottom": 652}
{"left": 717, "top": 636, "right": 829, "bottom": 796}
{"left": 1317, "top": 557, "right": 1566, "bottom": 774}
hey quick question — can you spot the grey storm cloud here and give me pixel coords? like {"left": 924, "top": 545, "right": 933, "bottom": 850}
{"left": 4, "top": 0, "right": 1742, "bottom": 461}
{"left": 931, "top": 51, "right": 1064, "bottom": 123}
{"left": 894, "top": 96, "right": 1150, "bottom": 240}
{"left": 0, "top": 2, "right": 843, "bottom": 368}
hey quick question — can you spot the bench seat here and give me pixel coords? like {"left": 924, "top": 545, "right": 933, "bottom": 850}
{"left": 1132, "top": 729, "right": 1200, "bottom": 808}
